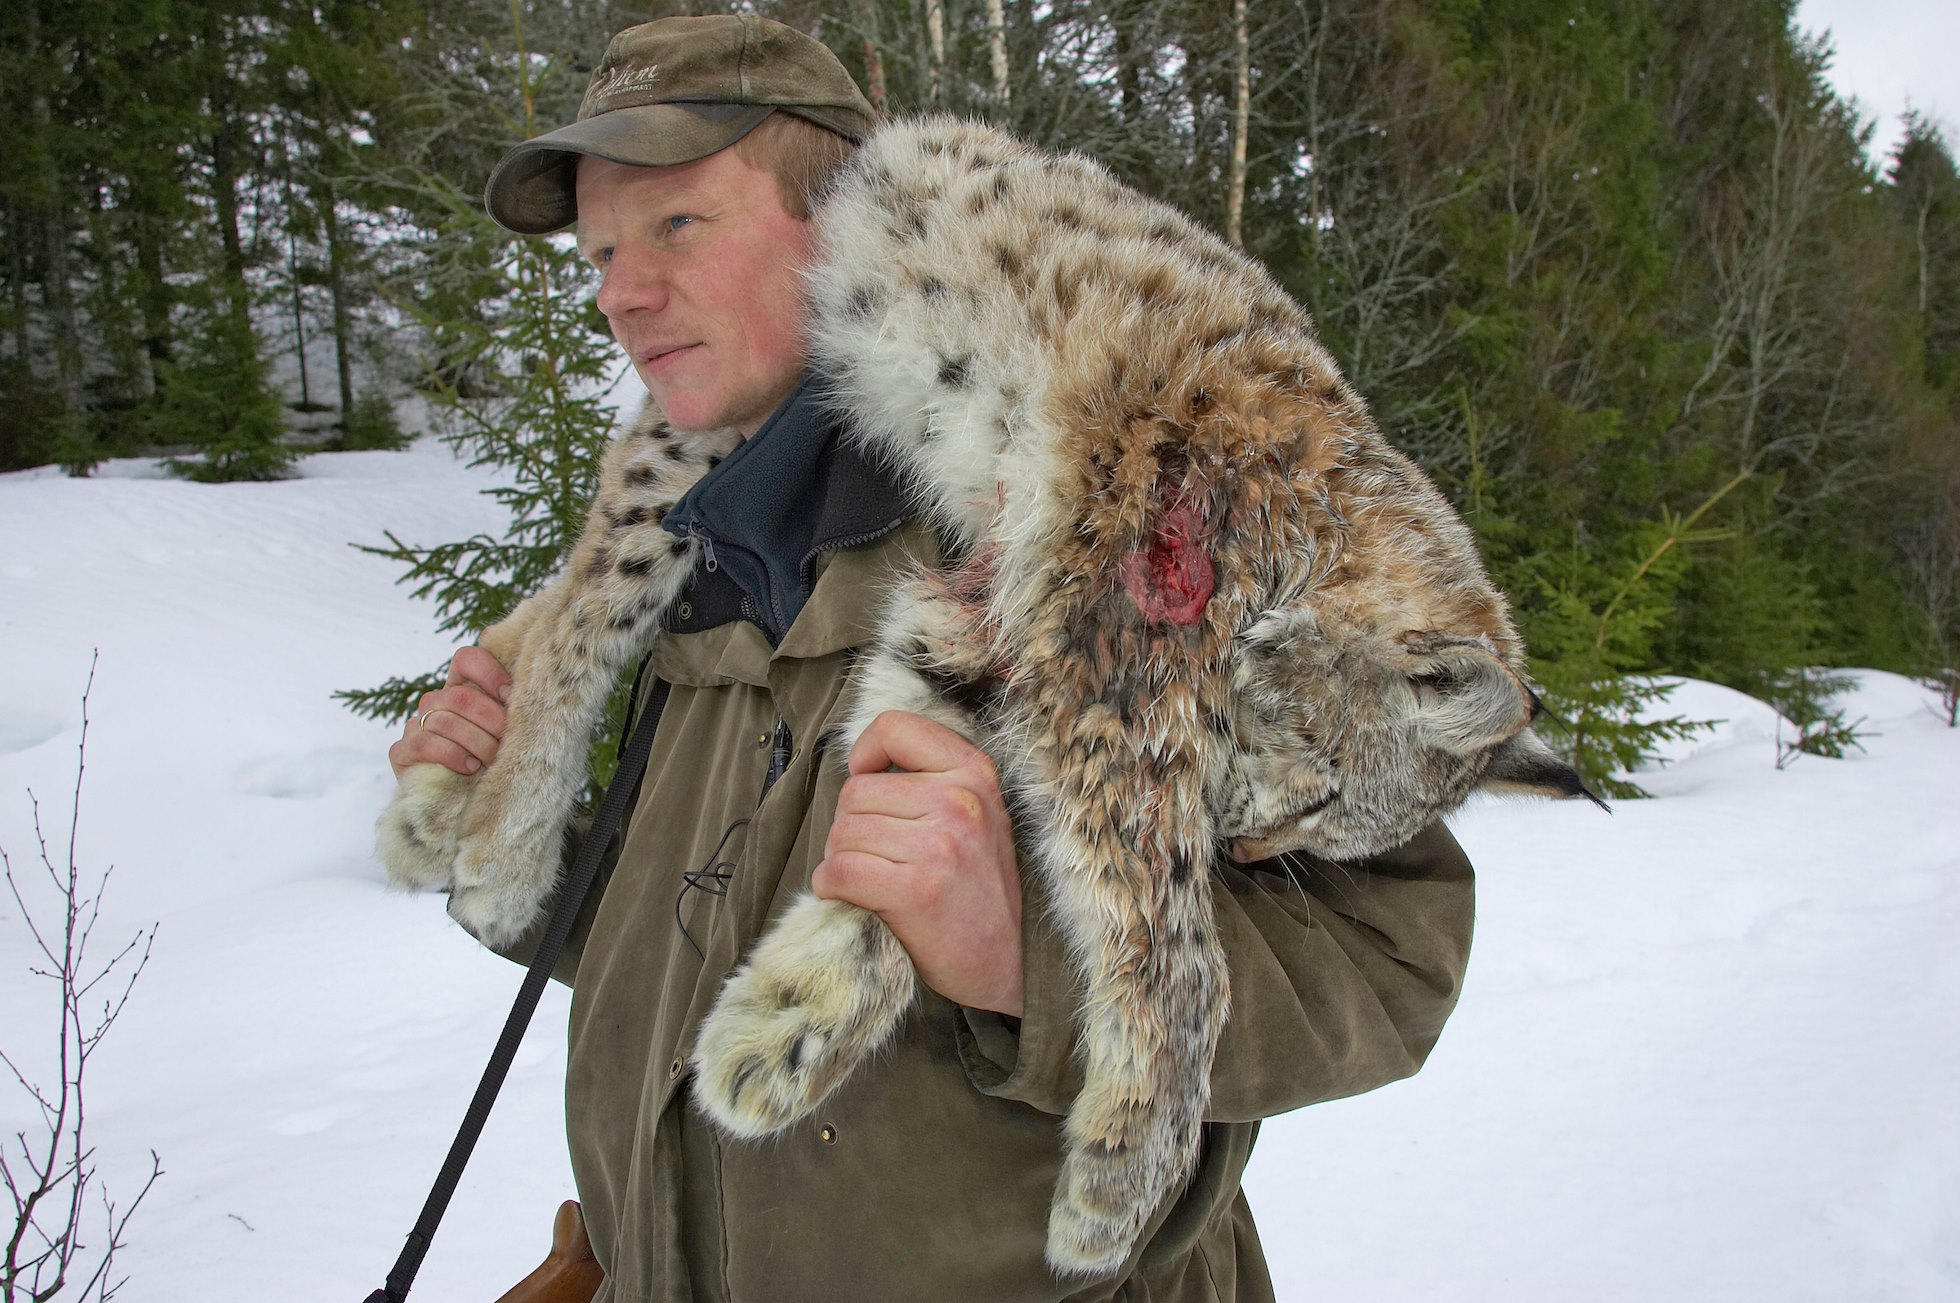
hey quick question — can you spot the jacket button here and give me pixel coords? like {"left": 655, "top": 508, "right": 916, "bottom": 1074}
{"left": 669, "top": 1057, "right": 685, "bottom": 1081}
{"left": 818, "top": 1123, "right": 837, "bottom": 1145}
{"left": 678, "top": 601, "right": 693, "bottom": 620}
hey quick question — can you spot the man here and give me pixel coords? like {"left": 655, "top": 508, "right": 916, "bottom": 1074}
{"left": 388, "top": 14, "right": 1475, "bottom": 1302}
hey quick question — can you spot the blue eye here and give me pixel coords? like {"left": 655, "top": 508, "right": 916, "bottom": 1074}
{"left": 665, "top": 214, "right": 695, "bottom": 233}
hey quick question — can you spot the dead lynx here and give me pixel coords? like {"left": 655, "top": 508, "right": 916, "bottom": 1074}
{"left": 376, "top": 116, "right": 1591, "bottom": 1279}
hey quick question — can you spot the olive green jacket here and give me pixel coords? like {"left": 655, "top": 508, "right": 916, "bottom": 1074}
{"left": 502, "top": 516, "right": 1476, "bottom": 1303}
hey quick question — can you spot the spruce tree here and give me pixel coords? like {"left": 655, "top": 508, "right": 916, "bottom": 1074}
{"left": 336, "top": 8, "right": 630, "bottom": 789}
{"left": 156, "top": 284, "right": 297, "bottom": 482}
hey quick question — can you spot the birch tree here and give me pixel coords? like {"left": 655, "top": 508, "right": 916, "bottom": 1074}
{"left": 1224, "top": 0, "right": 1248, "bottom": 247}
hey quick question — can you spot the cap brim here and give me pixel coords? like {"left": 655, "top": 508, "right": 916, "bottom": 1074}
{"left": 484, "top": 102, "right": 775, "bottom": 234}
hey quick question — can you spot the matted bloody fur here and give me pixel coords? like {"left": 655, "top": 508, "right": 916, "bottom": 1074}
{"left": 375, "top": 117, "right": 1590, "bottom": 1280}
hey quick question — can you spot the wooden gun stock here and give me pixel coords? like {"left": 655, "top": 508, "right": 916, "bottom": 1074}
{"left": 493, "top": 1201, "right": 603, "bottom": 1303}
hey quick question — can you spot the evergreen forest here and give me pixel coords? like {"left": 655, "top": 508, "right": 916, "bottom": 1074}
{"left": 4, "top": 0, "right": 1958, "bottom": 788}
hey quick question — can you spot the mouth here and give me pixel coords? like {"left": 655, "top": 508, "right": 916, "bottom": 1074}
{"left": 638, "top": 343, "right": 699, "bottom": 370}
{"left": 1227, "top": 791, "right": 1339, "bottom": 862}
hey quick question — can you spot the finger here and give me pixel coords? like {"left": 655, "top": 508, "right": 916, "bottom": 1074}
{"left": 418, "top": 707, "right": 502, "bottom": 770}
{"left": 448, "top": 644, "right": 514, "bottom": 703}
{"left": 834, "top": 770, "right": 991, "bottom": 824}
{"left": 389, "top": 728, "right": 483, "bottom": 779}
{"left": 811, "top": 848, "right": 921, "bottom": 914}
{"left": 824, "top": 802, "right": 967, "bottom": 866}
{"left": 848, "top": 710, "right": 989, "bottom": 778}
{"left": 418, "top": 682, "right": 508, "bottom": 743}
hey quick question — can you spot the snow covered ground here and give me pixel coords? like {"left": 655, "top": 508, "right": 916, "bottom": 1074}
{"left": 1, "top": 440, "right": 1954, "bottom": 1301}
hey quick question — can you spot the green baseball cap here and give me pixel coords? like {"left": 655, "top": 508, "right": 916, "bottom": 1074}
{"left": 484, "top": 14, "right": 877, "bottom": 235}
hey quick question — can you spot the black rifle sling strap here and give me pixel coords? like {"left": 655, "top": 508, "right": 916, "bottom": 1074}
{"left": 365, "top": 672, "right": 671, "bottom": 1303}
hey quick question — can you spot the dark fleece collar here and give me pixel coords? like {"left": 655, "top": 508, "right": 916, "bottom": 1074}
{"left": 661, "top": 373, "right": 908, "bottom": 642}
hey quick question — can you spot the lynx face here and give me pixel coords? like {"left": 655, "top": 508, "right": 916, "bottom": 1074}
{"left": 1218, "top": 607, "right": 1551, "bottom": 863}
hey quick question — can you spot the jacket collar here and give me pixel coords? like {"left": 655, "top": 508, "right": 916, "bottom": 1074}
{"left": 660, "top": 387, "right": 911, "bottom": 644}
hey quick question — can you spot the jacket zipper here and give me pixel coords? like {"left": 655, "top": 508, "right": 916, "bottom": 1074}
{"left": 761, "top": 717, "right": 793, "bottom": 801}
{"left": 798, "top": 515, "right": 907, "bottom": 594}
{"left": 680, "top": 522, "right": 719, "bottom": 572}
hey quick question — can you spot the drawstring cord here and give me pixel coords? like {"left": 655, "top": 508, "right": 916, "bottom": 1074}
{"left": 672, "top": 718, "right": 795, "bottom": 959}
{"left": 676, "top": 818, "right": 748, "bottom": 960}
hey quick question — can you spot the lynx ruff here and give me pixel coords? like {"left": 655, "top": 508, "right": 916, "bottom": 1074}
{"left": 376, "top": 117, "right": 1593, "bottom": 1280}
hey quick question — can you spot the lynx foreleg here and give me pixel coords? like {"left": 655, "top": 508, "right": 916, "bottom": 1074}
{"left": 374, "top": 762, "right": 473, "bottom": 891}
{"left": 692, "top": 896, "right": 917, "bottom": 1136}
{"left": 372, "top": 597, "right": 554, "bottom": 897}
{"left": 1036, "top": 770, "right": 1229, "bottom": 1278}
{"left": 375, "top": 415, "right": 721, "bottom": 943}
{"left": 447, "top": 535, "right": 701, "bottom": 947}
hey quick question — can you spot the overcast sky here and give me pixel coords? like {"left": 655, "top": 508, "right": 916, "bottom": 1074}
{"left": 1795, "top": 0, "right": 1959, "bottom": 168}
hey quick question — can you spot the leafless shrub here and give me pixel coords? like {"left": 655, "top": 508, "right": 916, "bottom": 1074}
{"left": 2, "top": 658, "right": 161, "bottom": 1303}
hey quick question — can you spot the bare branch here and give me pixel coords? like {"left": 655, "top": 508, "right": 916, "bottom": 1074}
{"left": 3, "top": 658, "right": 161, "bottom": 1303}
{"left": 4, "top": 826, "right": 60, "bottom": 971}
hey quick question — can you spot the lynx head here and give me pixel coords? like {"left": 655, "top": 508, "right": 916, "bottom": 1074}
{"left": 1216, "top": 607, "right": 1595, "bottom": 863}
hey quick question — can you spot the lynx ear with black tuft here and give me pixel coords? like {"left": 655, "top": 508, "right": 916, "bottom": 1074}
{"left": 1407, "top": 644, "right": 1534, "bottom": 752}
{"left": 1481, "top": 728, "right": 1610, "bottom": 810}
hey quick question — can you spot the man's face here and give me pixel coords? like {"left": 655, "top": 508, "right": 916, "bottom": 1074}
{"left": 576, "top": 148, "right": 815, "bottom": 437}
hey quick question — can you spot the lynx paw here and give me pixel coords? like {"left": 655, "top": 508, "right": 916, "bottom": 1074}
{"left": 375, "top": 763, "right": 472, "bottom": 891}
{"left": 444, "top": 820, "right": 563, "bottom": 950}
{"left": 692, "top": 896, "right": 916, "bottom": 1138}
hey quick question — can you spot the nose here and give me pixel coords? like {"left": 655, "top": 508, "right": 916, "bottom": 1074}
{"left": 595, "top": 244, "right": 668, "bottom": 324}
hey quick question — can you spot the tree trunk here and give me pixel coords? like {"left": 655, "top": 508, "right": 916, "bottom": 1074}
{"left": 1226, "top": 0, "right": 1250, "bottom": 248}
{"left": 133, "top": 215, "right": 172, "bottom": 399}
{"left": 925, "top": 0, "right": 945, "bottom": 106}
{"left": 1182, "top": 41, "right": 1213, "bottom": 219}
{"left": 289, "top": 228, "right": 311, "bottom": 408}
{"left": 41, "top": 197, "right": 85, "bottom": 426}
{"left": 1916, "top": 199, "right": 1933, "bottom": 383}
{"left": 5, "top": 201, "right": 29, "bottom": 367}
{"left": 320, "top": 181, "right": 355, "bottom": 420}
{"left": 986, "top": 0, "right": 1009, "bottom": 107}
{"left": 209, "top": 130, "right": 251, "bottom": 331}
{"left": 203, "top": 9, "right": 252, "bottom": 334}
{"left": 281, "top": 142, "right": 311, "bottom": 408}
{"left": 855, "top": 0, "right": 886, "bottom": 113}
{"left": 1113, "top": 10, "right": 1141, "bottom": 124}
{"left": 23, "top": 1, "right": 87, "bottom": 462}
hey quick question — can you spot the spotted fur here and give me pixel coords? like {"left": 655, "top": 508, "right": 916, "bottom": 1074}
{"left": 375, "top": 116, "right": 1592, "bottom": 1281}
{"left": 699, "top": 118, "right": 1589, "bottom": 1278}
{"left": 374, "top": 410, "right": 736, "bottom": 947}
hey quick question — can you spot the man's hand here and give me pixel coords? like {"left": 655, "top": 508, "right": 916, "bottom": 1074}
{"left": 387, "top": 646, "right": 512, "bottom": 781}
{"left": 812, "top": 711, "right": 1024, "bottom": 1017}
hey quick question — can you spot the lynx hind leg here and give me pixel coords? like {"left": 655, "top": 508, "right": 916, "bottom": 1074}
{"left": 693, "top": 896, "right": 917, "bottom": 1137}
{"left": 1036, "top": 802, "right": 1229, "bottom": 1276}
{"left": 839, "top": 572, "right": 997, "bottom": 751}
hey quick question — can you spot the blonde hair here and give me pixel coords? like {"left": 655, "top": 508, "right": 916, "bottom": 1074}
{"left": 730, "top": 111, "right": 860, "bottom": 221}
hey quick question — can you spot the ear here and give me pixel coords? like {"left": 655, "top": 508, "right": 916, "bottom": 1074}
{"left": 1481, "top": 728, "right": 1610, "bottom": 810}
{"left": 1407, "top": 644, "right": 1534, "bottom": 752}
